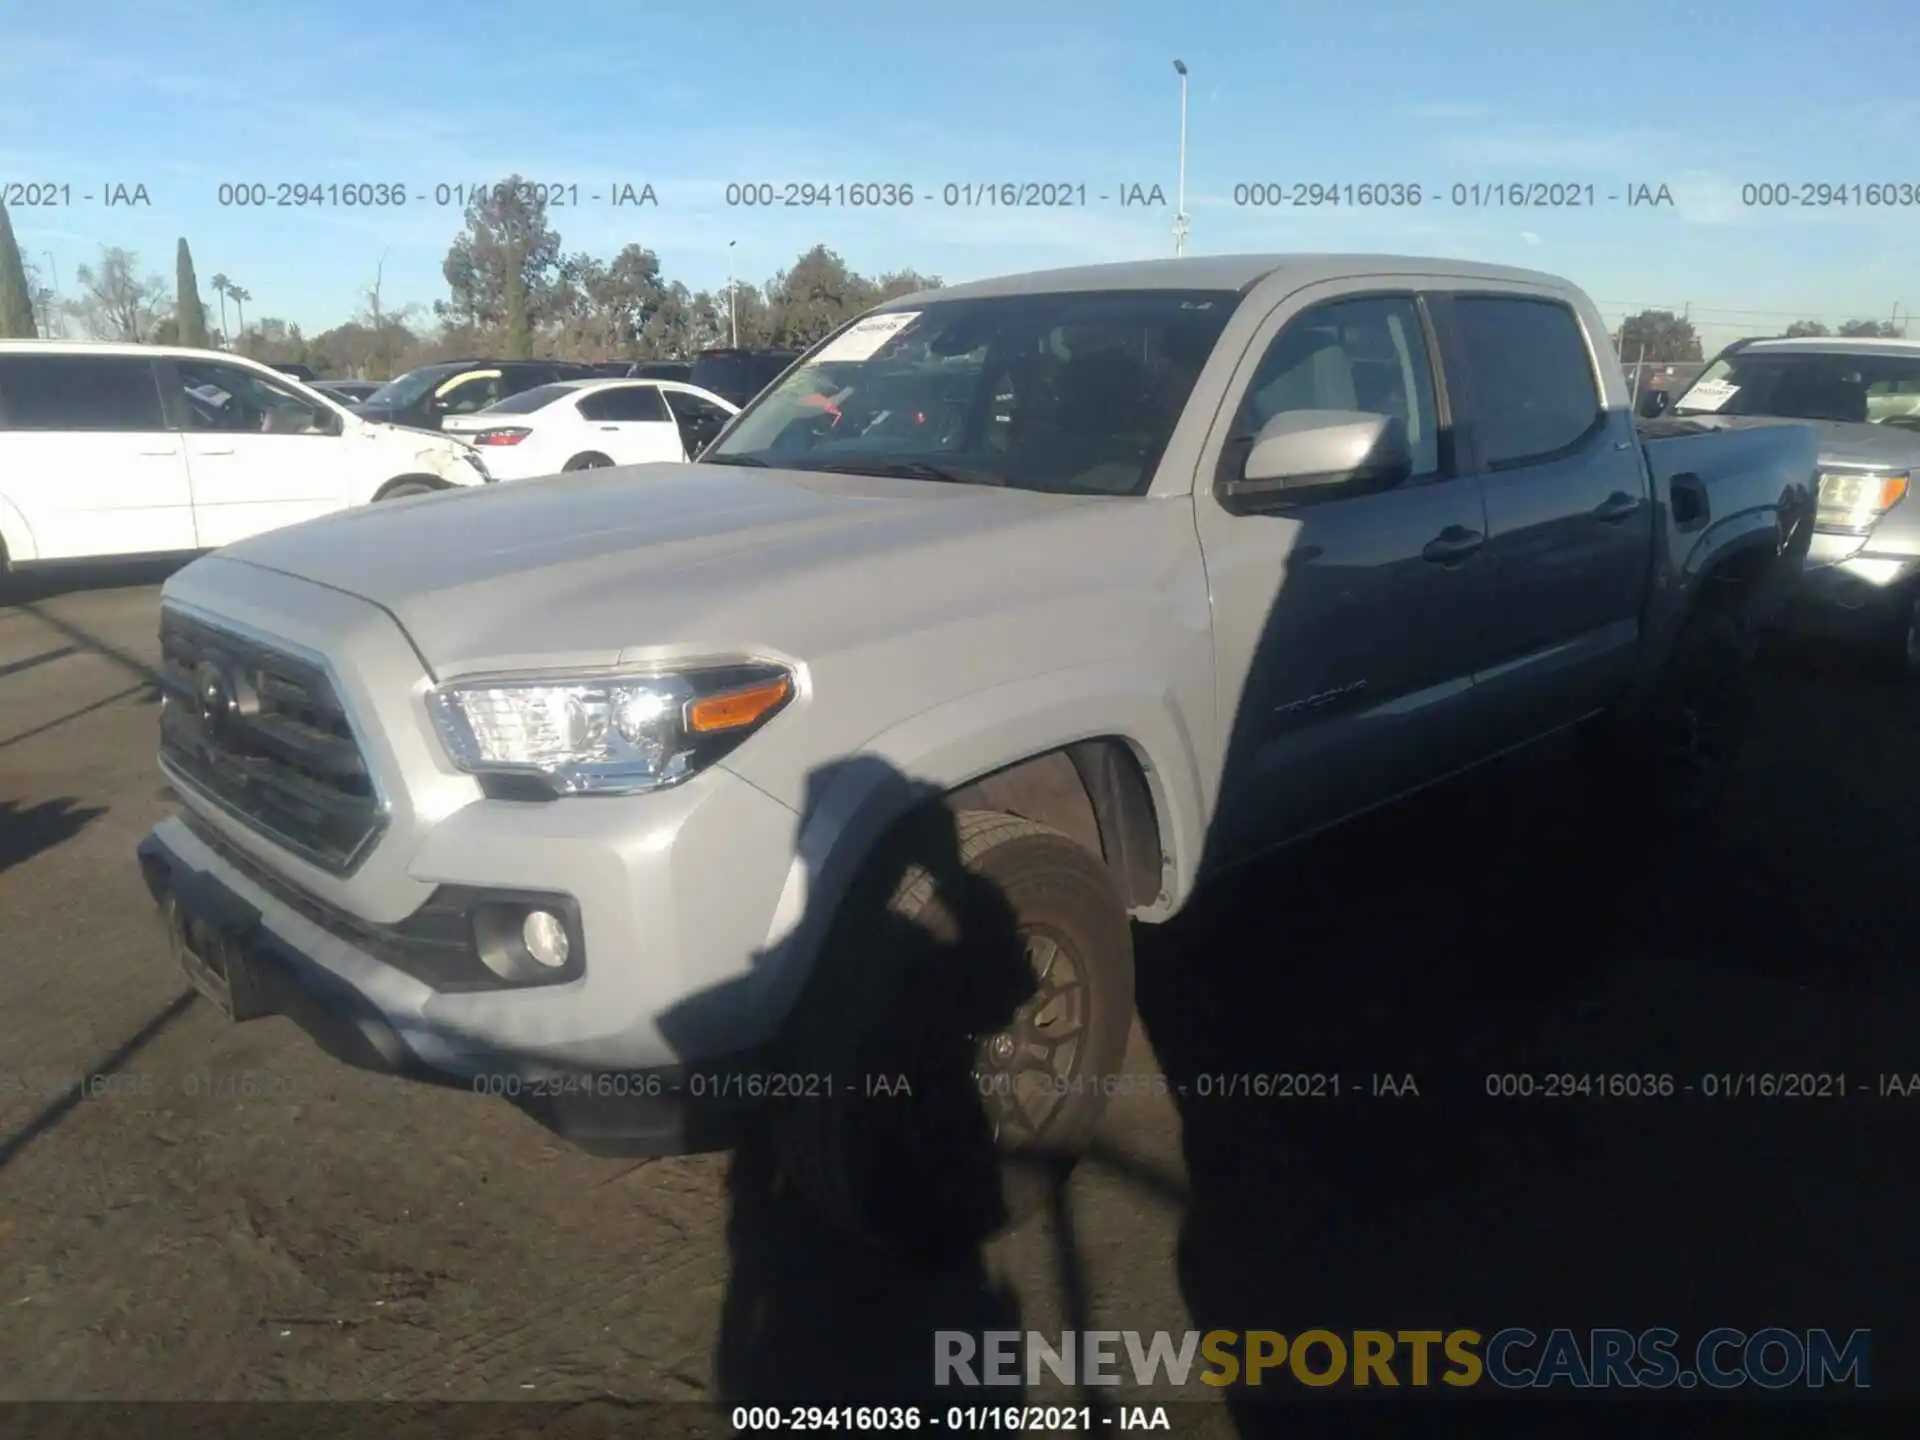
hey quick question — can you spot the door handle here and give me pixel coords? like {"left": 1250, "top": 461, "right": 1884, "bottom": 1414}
{"left": 600, "top": 426, "right": 620, "bottom": 432}
{"left": 197, "top": 447, "right": 236, "bottom": 456}
{"left": 1591, "top": 491, "right": 1644, "bottom": 523}
{"left": 137, "top": 449, "right": 178, "bottom": 457}
{"left": 1422, "top": 526, "right": 1484, "bottom": 564}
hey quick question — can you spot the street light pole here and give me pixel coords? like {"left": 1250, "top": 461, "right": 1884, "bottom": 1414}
{"left": 1172, "top": 59, "right": 1190, "bottom": 257}
{"left": 727, "top": 239, "right": 738, "bottom": 348}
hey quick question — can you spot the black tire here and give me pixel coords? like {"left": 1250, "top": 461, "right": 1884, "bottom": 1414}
{"left": 771, "top": 809, "right": 1134, "bottom": 1260}
{"left": 377, "top": 478, "right": 440, "bottom": 501}
{"left": 1579, "top": 607, "right": 1753, "bottom": 828}
{"left": 562, "top": 452, "right": 612, "bottom": 471}
{"left": 1871, "top": 581, "right": 1920, "bottom": 683}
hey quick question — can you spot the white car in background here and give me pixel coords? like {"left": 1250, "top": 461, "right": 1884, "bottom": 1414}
{"left": 439, "top": 377, "right": 739, "bottom": 480}
{"left": 0, "top": 341, "right": 489, "bottom": 573}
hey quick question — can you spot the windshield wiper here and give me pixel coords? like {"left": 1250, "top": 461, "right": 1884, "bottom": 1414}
{"left": 806, "top": 459, "right": 1008, "bottom": 487}
{"left": 699, "top": 453, "right": 770, "bottom": 467}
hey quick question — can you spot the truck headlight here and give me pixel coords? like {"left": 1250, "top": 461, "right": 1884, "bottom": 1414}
{"left": 1816, "top": 470, "right": 1908, "bottom": 534}
{"left": 427, "top": 662, "right": 794, "bottom": 796}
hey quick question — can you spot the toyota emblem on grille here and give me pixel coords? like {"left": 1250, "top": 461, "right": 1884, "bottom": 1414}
{"left": 195, "top": 660, "right": 237, "bottom": 739}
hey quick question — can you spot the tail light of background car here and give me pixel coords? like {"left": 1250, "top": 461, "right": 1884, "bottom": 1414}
{"left": 472, "top": 427, "right": 532, "bottom": 447}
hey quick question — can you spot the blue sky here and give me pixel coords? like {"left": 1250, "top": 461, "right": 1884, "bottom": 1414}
{"left": 2, "top": 0, "right": 1915, "bottom": 348}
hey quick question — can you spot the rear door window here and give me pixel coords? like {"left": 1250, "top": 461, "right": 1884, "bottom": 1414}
{"left": 1453, "top": 296, "right": 1604, "bottom": 468}
{"left": 0, "top": 354, "right": 168, "bottom": 431}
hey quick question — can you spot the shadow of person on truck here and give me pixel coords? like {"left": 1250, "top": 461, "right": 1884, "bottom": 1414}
{"left": 658, "top": 756, "right": 1035, "bottom": 1410}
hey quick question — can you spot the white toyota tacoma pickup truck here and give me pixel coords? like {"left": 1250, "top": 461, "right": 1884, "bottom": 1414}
{"left": 137, "top": 255, "right": 1817, "bottom": 1252}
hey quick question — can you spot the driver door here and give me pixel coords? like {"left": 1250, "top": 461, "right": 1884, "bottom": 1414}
{"left": 162, "top": 358, "right": 351, "bottom": 547}
{"left": 1192, "top": 287, "right": 1494, "bottom": 866}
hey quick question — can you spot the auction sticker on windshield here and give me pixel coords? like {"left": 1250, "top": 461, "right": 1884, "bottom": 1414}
{"left": 1678, "top": 378, "right": 1738, "bottom": 411}
{"left": 815, "top": 312, "right": 922, "bottom": 362}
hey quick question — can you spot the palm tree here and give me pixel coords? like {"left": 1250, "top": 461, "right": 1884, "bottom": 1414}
{"left": 230, "top": 284, "right": 250, "bottom": 350}
{"left": 210, "top": 273, "right": 230, "bottom": 347}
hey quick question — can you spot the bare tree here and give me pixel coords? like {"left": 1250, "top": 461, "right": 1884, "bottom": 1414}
{"left": 359, "top": 251, "right": 421, "bottom": 378}
{"left": 72, "top": 245, "right": 168, "bottom": 341}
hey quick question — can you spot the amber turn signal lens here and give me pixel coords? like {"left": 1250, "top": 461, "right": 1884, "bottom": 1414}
{"left": 686, "top": 676, "right": 793, "bottom": 733}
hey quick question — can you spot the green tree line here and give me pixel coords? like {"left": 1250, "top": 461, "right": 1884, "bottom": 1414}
{"left": 0, "top": 176, "right": 943, "bottom": 377}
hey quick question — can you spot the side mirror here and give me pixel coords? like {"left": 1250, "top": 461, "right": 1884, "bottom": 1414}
{"left": 1637, "top": 388, "right": 1671, "bottom": 418}
{"left": 1221, "top": 409, "right": 1412, "bottom": 511}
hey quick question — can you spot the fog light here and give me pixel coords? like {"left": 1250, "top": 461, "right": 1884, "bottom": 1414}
{"left": 522, "top": 909, "right": 570, "bottom": 969}
{"left": 471, "top": 898, "right": 579, "bottom": 983}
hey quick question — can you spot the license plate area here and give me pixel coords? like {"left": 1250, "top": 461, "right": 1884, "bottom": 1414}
{"left": 166, "top": 868, "right": 270, "bottom": 1022}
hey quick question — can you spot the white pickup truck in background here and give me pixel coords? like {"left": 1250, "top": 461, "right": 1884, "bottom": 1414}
{"left": 135, "top": 255, "right": 1817, "bottom": 1256}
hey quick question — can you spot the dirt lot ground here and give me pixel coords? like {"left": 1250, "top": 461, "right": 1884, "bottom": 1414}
{"left": 2, "top": 566, "right": 1917, "bottom": 1431}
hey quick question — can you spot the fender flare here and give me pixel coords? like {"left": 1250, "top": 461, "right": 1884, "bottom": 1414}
{"left": 739, "top": 664, "right": 1212, "bottom": 1026}
{"left": 0, "top": 492, "right": 38, "bottom": 566}
{"left": 1631, "top": 508, "right": 1787, "bottom": 708}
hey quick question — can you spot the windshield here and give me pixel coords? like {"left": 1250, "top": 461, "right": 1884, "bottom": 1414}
{"left": 702, "top": 290, "right": 1237, "bottom": 495}
{"left": 1674, "top": 348, "right": 1920, "bottom": 429}
{"left": 478, "top": 382, "right": 576, "bottom": 415}
{"left": 363, "top": 365, "right": 457, "bottom": 410}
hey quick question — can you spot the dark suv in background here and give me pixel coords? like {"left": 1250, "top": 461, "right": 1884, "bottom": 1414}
{"left": 587, "top": 360, "right": 695, "bottom": 382}
{"left": 349, "top": 359, "right": 597, "bottom": 430}
{"left": 687, "top": 348, "right": 799, "bottom": 407}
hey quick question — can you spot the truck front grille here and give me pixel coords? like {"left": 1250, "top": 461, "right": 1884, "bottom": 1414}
{"left": 157, "top": 608, "right": 386, "bottom": 875}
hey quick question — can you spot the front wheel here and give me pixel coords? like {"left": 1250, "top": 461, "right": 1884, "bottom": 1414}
{"left": 771, "top": 809, "right": 1135, "bottom": 1260}
{"left": 562, "top": 452, "right": 612, "bottom": 472}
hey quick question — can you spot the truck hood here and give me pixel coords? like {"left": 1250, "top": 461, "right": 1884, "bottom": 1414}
{"left": 1797, "top": 420, "right": 1920, "bottom": 471}
{"left": 208, "top": 462, "right": 1113, "bottom": 676}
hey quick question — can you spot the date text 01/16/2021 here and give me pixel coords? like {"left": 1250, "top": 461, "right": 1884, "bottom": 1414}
{"left": 211, "top": 182, "right": 659, "bottom": 209}
{"left": 731, "top": 1404, "right": 1172, "bottom": 1432}
{"left": 460, "top": 1070, "right": 1424, "bottom": 1103}
{"left": 1228, "top": 181, "right": 1677, "bottom": 208}
{"left": 721, "top": 182, "right": 1169, "bottom": 208}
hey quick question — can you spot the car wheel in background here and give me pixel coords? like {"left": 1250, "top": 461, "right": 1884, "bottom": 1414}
{"left": 376, "top": 479, "right": 440, "bottom": 501}
{"left": 772, "top": 809, "right": 1135, "bottom": 1262}
{"left": 562, "top": 453, "right": 612, "bottom": 471}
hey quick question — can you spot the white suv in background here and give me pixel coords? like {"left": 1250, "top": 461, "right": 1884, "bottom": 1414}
{"left": 439, "top": 377, "right": 739, "bottom": 480}
{"left": 0, "top": 342, "right": 490, "bottom": 572}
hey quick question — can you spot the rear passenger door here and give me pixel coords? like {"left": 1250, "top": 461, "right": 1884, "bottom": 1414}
{"left": 1435, "top": 291, "right": 1653, "bottom": 741}
{"left": 660, "top": 389, "right": 734, "bottom": 458}
{"left": 0, "top": 353, "right": 197, "bottom": 561}
{"left": 576, "top": 384, "right": 685, "bottom": 463}
{"left": 1193, "top": 288, "right": 1493, "bottom": 865}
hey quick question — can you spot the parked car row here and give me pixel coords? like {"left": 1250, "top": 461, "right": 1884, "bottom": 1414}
{"left": 137, "top": 253, "right": 1826, "bottom": 1256}
{"left": 0, "top": 343, "right": 485, "bottom": 565}
{"left": 0, "top": 345, "right": 797, "bottom": 570}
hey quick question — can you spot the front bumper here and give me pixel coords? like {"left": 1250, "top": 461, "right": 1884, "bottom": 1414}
{"left": 1786, "top": 543, "right": 1920, "bottom": 642}
{"left": 135, "top": 758, "right": 806, "bottom": 1155}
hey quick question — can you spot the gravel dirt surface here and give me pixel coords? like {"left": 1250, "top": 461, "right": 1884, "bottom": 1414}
{"left": 2, "top": 567, "right": 1915, "bottom": 1433}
